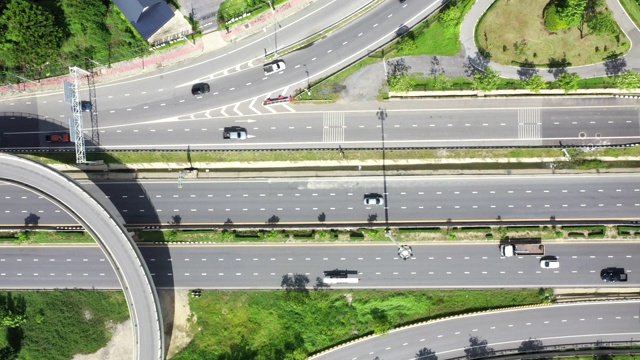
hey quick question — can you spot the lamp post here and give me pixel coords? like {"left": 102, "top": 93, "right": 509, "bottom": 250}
{"left": 266, "top": 0, "right": 281, "bottom": 56}
{"left": 304, "top": 64, "right": 310, "bottom": 95}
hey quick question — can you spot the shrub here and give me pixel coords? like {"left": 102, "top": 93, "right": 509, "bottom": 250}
{"left": 544, "top": 3, "right": 568, "bottom": 32}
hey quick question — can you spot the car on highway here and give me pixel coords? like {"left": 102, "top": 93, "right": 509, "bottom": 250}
{"left": 45, "top": 133, "right": 70, "bottom": 143}
{"left": 191, "top": 82, "right": 210, "bottom": 95}
{"left": 223, "top": 126, "right": 247, "bottom": 140}
{"left": 601, "top": 267, "right": 627, "bottom": 282}
{"left": 81, "top": 101, "right": 92, "bottom": 112}
{"left": 363, "top": 193, "right": 384, "bottom": 206}
{"left": 263, "top": 60, "right": 286, "bottom": 75}
{"left": 539, "top": 256, "right": 559, "bottom": 269}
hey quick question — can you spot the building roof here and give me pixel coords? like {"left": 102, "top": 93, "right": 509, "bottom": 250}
{"left": 113, "top": 0, "right": 174, "bottom": 40}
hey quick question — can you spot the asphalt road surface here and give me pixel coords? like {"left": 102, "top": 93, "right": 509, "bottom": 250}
{"left": 3, "top": 98, "right": 639, "bottom": 150}
{"left": 2, "top": 174, "right": 640, "bottom": 226}
{"left": 0, "top": 0, "right": 430, "bottom": 128}
{"left": 0, "top": 243, "right": 636, "bottom": 289}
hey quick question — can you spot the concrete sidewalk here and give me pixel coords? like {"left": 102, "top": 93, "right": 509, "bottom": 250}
{"left": 460, "top": 0, "right": 640, "bottom": 80}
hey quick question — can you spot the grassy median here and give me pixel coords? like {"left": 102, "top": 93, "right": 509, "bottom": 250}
{"left": 22, "top": 146, "right": 640, "bottom": 167}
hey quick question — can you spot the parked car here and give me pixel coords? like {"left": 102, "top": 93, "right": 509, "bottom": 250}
{"left": 539, "top": 256, "right": 559, "bottom": 269}
{"left": 223, "top": 126, "right": 247, "bottom": 140}
{"left": 191, "top": 83, "right": 210, "bottom": 95}
{"left": 45, "top": 133, "right": 70, "bottom": 143}
{"left": 600, "top": 267, "right": 627, "bottom": 282}
{"left": 363, "top": 193, "right": 384, "bottom": 206}
{"left": 263, "top": 60, "right": 286, "bottom": 75}
{"left": 80, "top": 101, "right": 92, "bottom": 112}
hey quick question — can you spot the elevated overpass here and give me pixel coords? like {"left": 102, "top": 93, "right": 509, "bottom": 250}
{"left": 0, "top": 153, "right": 163, "bottom": 360}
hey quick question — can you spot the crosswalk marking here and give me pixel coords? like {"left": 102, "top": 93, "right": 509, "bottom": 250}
{"left": 518, "top": 109, "right": 541, "bottom": 139}
{"left": 323, "top": 112, "right": 345, "bottom": 142}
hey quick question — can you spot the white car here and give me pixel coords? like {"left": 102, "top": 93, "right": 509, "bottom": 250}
{"left": 364, "top": 194, "right": 384, "bottom": 206}
{"left": 264, "top": 60, "right": 286, "bottom": 75}
{"left": 540, "top": 257, "right": 559, "bottom": 269}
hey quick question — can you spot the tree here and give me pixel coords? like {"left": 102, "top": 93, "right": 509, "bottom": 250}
{"left": 556, "top": 72, "right": 581, "bottom": 93}
{"left": 587, "top": 12, "right": 618, "bottom": 36}
{"left": 0, "top": 0, "right": 63, "bottom": 69}
{"left": 614, "top": 70, "right": 640, "bottom": 91}
{"left": 523, "top": 74, "right": 548, "bottom": 93}
{"left": 472, "top": 66, "right": 501, "bottom": 92}
{"left": 396, "top": 36, "right": 417, "bottom": 55}
{"left": 557, "top": 0, "right": 588, "bottom": 27}
{"left": 433, "top": 73, "right": 452, "bottom": 90}
{"left": 388, "top": 73, "right": 416, "bottom": 92}
{"left": 59, "top": 0, "right": 111, "bottom": 61}
{"left": 439, "top": 7, "right": 461, "bottom": 27}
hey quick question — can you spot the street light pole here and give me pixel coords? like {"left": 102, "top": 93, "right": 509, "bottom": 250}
{"left": 267, "top": 0, "right": 281, "bottom": 56}
{"left": 304, "top": 64, "right": 310, "bottom": 95}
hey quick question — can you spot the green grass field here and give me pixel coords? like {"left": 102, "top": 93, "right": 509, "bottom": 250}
{"left": 0, "top": 290, "right": 128, "bottom": 360}
{"left": 174, "top": 289, "right": 546, "bottom": 359}
{"left": 476, "top": 0, "right": 628, "bottom": 67}
{"left": 397, "top": 0, "right": 476, "bottom": 56}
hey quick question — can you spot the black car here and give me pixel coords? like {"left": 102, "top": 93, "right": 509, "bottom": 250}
{"left": 80, "top": 101, "right": 92, "bottom": 112}
{"left": 600, "top": 267, "right": 628, "bottom": 282}
{"left": 191, "top": 83, "right": 210, "bottom": 95}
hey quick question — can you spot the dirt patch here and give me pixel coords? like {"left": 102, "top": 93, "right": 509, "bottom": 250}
{"left": 338, "top": 62, "right": 386, "bottom": 102}
{"left": 72, "top": 289, "right": 195, "bottom": 360}
{"left": 160, "top": 289, "right": 196, "bottom": 359}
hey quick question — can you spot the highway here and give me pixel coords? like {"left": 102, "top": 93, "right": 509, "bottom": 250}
{"left": 0, "top": 0, "right": 639, "bottom": 357}
{"left": 311, "top": 301, "right": 640, "bottom": 360}
{"left": 0, "top": 243, "right": 636, "bottom": 289}
{"left": 3, "top": 97, "right": 639, "bottom": 150}
{"left": 0, "top": 154, "right": 163, "bottom": 360}
{"left": 1, "top": 174, "right": 640, "bottom": 226}
{"left": 0, "top": 0, "right": 433, "bottom": 128}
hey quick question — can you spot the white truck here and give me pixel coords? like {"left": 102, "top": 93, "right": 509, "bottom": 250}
{"left": 500, "top": 243, "right": 545, "bottom": 257}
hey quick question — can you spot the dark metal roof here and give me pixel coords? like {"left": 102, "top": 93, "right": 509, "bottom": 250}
{"left": 112, "top": 0, "right": 174, "bottom": 40}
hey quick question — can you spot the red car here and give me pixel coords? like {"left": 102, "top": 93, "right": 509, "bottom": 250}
{"left": 45, "top": 133, "right": 70, "bottom": 143}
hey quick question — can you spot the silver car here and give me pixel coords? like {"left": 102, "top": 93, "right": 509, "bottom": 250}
{"left": 264, "top": 60, "right": 286, "bottom": 75}
{"left": 540, "top": 256, "right": 559, "bottom": 269}
{"left": 364, "top": 193, "right": 384, "bottom": 206}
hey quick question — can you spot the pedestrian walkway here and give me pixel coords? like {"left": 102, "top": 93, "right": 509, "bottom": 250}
{"left": 459, "top": 0, "right": 640, "bottom": 80}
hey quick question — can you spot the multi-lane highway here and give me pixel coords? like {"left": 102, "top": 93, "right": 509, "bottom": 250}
{"left": 0, "top": 243, "right": 636, "bottom": 289}
{"left": 1, "top": 174, "right": 640, "bottom": 226}
{"left": 3, "top": 96, "right": 639, "bottom": 150}
{"left": 1, "top": 0, "right": 433, "bottom": 127}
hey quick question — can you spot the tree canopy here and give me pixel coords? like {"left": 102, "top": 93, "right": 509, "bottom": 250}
{"left": 0, "top": 0, "right": 148, "bottom": 81}
{"left": 472, "top": 66, "right": 501, "bottom": 92}
{"left": 614, "top": 70, "right": 640, "bottom": 91}
{"left": 0, "top": 0, "right": 64, "bottom": 69}
{"left": 522, "top": 74, "right": 548, "bottom": 94}
{"left": 556, "top": 72, "right": 581, "bottom": 93}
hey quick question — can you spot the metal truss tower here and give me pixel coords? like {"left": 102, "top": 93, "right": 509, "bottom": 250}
{"left": 68, "top": 66, "right": 89, "bottom": 164}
